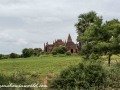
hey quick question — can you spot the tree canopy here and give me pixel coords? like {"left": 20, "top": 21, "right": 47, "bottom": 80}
{"left": 75, "top": 11, "right": 120, "bottom": 65}
{"left": 22, "top": 48, "right": 42, "bottom": 58}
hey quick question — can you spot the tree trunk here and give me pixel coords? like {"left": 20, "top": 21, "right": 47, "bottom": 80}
{"left": 108, "top": 55, "right": 111, "bottom": 66}
{"left": 78, "top": 41, "right": 81, "bottom": 51}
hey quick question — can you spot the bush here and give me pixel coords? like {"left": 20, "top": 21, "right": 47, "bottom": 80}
{"left": 105, "top": 62, "right": 120, "bottom": 88}
{"left": 0, "top": 74, "right": 9, "bottom": 85}
{"left": 0, "top": 54, "right": 3, "bottom": 60}
{"left": 0, "top": 54, "right": 10, "bottom": 59}
{"left": 52, "top": 51, "right": 57, "bottom": 55}
{"left": 9, "top": 53, "right": 18, "bottom": 58}
{"left": 52, "top": 46, "right": 66, "bottom": 54}
{"left": 66, "top": 52, "right": 71, "bottom": 56}
{"left": 49, "top": 62, "right": 106, "bottom": 90}
{"left": 90, "top": 53, "right": 99, "bottom": 60}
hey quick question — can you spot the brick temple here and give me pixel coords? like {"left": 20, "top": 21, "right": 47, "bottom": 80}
{"left": 44, "top": 34, "right": 78, "bottom": 53}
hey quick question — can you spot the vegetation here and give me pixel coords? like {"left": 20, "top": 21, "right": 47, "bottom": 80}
{"left": 22, "top": 48, "right": 42, "bottom": 58}
{"left": 0, "top": 55, "right": 81, "bottom": 75}
{"left": 49, "top": 61, "right": 120, "bottom": 90}
{"left": 52, "top": 46, "right": 66, "bottom": 55}
{"left": 75, "top": 11, "right": 120, "bottom": 66}
{"left": 0, "top": 55, "right": 81, "bottom": 89}
{"left": 0, "top": 54, "right": 9, "bottom": 60}
{"left": 66, "top": 52, "right": 71, "bottom": 56}
{"left": 9, "top": 53, "right": 19, "bottom": 58}
{"left": 49, "top": 11, "right": 120, "bottom": 89}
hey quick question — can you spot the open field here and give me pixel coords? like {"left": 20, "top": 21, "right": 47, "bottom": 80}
{"left": 0, "top": 55, "right": 81, "bottom": 77}
{"left": 0, "top": 54, "right": 120, "bottom": 90}
{"left": 0, "top": 54, "right": 120, "bottom": 76}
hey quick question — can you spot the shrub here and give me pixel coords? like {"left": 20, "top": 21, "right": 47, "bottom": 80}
{"left": 3, "top": 55, "right": 9, "bottom": 59}
{"left": 0, "top": 74, "right": 9, "bottom": 85}
{"left": 9, "top": 53, "right": 18, "bottom": 58}
{"left": 49, "top": 62, "right": 106, "bottom": 90}
{"left": 66, "top": 52, "right": 71, "bottom": 56}
{"left": 0, "top": 54, "right": 3, "bottom": 60}
{"left": 89, "top": 53, "right": 99, "bottom": 60}
{"left": 52, "top": 46, "right": 66, "bottom": 54}
{"left": 52, "top": 51, "right": 57, "bottom": 55}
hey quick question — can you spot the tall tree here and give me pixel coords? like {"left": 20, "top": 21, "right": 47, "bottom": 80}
{"left": 75, "top": 11, "right": 99, "bottom": 50}
{"left": 102, "top": 19, "right": 120, "bottom": 65}
{"left": 75, "top": 12, "right": 120, "bottom": 65}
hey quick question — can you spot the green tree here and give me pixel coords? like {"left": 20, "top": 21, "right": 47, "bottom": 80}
{"left": 22, "top": 48, "right": 29, "bottom": 58}
{"left": 76, "top": 12, "right": 103, "bottom": 60}
{"left": 9, "top": 53, "right": 18, "bottom": 58}
{"left": 0, "top": 54, "right": 3, "bottom": 60}
{"left": 28, "top": 48, "right": 34, "bottom": 56}
{"left": 22, "top": 48, "right": 31, "bottom": 58}
{"left": 102, "top": 19, "right": 120, "bottom": 65}
{"left": 52, "top": 46, "right": 66, "bottom": 54}
{"left": 76, "top": 12, "right": 120, "bottom": 66}
{"left": 34, "top": 48, "right": 42, "bottom": 56}
{"left": 75, "top": 11, "right": 98, "bottom": 50}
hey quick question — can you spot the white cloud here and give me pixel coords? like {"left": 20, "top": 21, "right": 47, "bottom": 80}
{"left": 0, "top": 32, "right": 16, "bottom": 42}
{"left": 17, "top": 38, "right": 28, "bottom": 45}
{"left": 23, "top": 17, "right": 62, "bottom": 25}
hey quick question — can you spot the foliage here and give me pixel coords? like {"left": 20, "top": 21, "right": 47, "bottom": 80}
{"left": 22, "top": 48, "right": 31, "bottom": 58}
{"left": 0, "top": 74, "right": 9, "bottom": 85}
{"left": 22, "top": 48, "right": 42, "bottom": 58}
{"left": 52, "top": 51, "right": 57, "bottom": 55}
{"left": 66, "top": 52, "right": 71, "bottom": 56}
{"left": 0, "top": 72, "right": 34, "bottom": 90}
{"left": 49, "top": 61, "right": 120, "bottom": 89}
{"left": 75, "top": 11, "right": 120, "bottom": 65}
{"left": 0, "top": 54, "right": 9, "bottom": 59}
{"left": 75, "top": 11, "right": 98, "bottom": 51}
{"left": 104, "top": 62, "right": 120, "bottom": 89}
{"left": 0, "top": 54, "right": 3, "bottom": 59}
{"left": 52, "top": 46, "right": 66, "bottom": 54}
{"left": 9, "top": 53, "right": 18, "bottom": 58}
{"left": 33, "top": 48, "right": 42, "bottom": 56}
{"left": 49, "top": 62, "right": 107, "bottom": 90}
{"left": 89, "top": 53, "right": 99, "bottom": 60}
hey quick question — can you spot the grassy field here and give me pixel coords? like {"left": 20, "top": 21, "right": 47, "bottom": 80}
{"left": 0, "top": 55, "right": 81, "bottom": 79}
{"left": 0, "top": 54, "right": 119, "bottom": 90}
{"left": 0, "top": 54, "right": 119, "bottom": 76}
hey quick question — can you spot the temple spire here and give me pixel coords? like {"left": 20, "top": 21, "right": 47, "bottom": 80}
{"left": 67, "top": 34, "right": 72, "bottom": 42}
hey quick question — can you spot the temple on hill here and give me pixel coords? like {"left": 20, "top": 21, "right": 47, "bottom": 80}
{"left": 44, "top": 34, "right": 78, "bottom": 53}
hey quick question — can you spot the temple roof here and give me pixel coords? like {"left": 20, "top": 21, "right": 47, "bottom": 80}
{"left": 67, "top": 34, "right": 72, "bottom": 42}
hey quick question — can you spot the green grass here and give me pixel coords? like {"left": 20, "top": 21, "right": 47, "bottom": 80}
{"left": 0, "top": 55, "right": 81, "bottom": 76}
{"left": 0, "top": 54, "right": 119, "bottom": 90}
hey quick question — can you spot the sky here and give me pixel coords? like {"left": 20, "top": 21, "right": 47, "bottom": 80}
{"left": 0, "top": 0, "right": 120, "bottom": 54}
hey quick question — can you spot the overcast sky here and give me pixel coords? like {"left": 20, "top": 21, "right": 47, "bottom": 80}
{"left": 0, "top": 0, "right": 120, "bottom": 54}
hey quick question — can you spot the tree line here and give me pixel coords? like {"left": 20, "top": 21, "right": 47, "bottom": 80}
{"left": 0, "top": 46, "right": 71, "bottom": 60}
{"left": 0, "top": 48, "right": 42, "bottom": 59}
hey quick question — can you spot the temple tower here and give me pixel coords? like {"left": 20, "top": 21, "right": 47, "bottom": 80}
{"left": 67, "top": 34, "right": 72, "bottom": 42}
